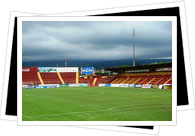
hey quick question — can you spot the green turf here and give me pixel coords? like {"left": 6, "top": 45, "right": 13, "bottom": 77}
{"left": 22, "top": 87, "right": 172, "bottom": 121}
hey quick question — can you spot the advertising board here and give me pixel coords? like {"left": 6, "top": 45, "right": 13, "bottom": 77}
{"left": 69, "top": 84, "right": 79, "bottom": 87}
{"left": 129, "top": 84, "right": 135, "bottom": 88}
{"left": 158, "top": 85, "right": 163, "bottom": 89}
{"left": 22, "top": 85, "right": 31, "bottom": 89}
{"left": 111, "top": 84, "right": 120, "bottom": 87}
{"left": 59, "top": 84, "right": 69, "bottom": 87}
{"left": 120, "top": 84, "right": 129, "bottom": 87}
{"left": 46, "top": 85, "right": 57, "bottom": 88}
{"left": 105, "top": 84, "right": 111, "bottom": 87}
{"left": 164, "top": 84, "right": 172, "bottom": 90}
{"left": 151, "top": 85, "right": 159, "bottom": 89}
{"left": 142, "top": 84, "right": 147, "bottom": 88}
{"left": 34, "top": 85, "right": 44, "bottom": 89}
{"left": 142, "top": 84, "right": 152, "bottom": 88}
{"left": 45, "top": 84, "right": 59, "bottom": 88}
{"left": 22, "top": 67, "right": 38, "bottom": 72}
{"left": 57, "top": 67, "right": 78, "bottom": 72}
{"left": 79, "top": 84, "right": 88, "bottom": 87}
{"left": 156, "top": 67, "right": 172, "bottom": 72}
{"left": 38, "top": 67, "right": 78, "bottom": 72}
{"left": 135, "top": 84, "right": 142, "bottom": 88}
{"left": 39, "top": 85, "right": 47, "bottom": 88}
{"left": 81, "top": 67, "right": 94, "bottom": 75}
{"left": 146, "top": 84, "right": 152, "bottom": 88}
{"left": 43, "top": 84, "right": 59, "bottom": 88}
{"left": 98, "top": 84, "right": 105, "bottom": 87}
{"left": 38, "top": 67, "right": 57, "bottom": 72}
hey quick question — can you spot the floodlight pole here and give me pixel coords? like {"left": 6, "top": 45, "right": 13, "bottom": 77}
{"left": 65, "top": 58, "right": 67, "bottom": 67}
{"left": 57, "top": 57, "right": 59, "bottom": 67}
{"left": 132, "top": 29, "right": 136, "bottom": 67}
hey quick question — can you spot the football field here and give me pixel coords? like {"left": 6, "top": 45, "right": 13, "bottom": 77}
{"left": 22, "top": 87, "right": 172, "bottom": 121}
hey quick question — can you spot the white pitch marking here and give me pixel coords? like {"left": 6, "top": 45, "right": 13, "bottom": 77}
{"left": 23, "top": 104, "right": 171, "bottom": 118}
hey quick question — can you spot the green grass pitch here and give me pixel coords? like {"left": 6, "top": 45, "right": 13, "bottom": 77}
{"left": 22, "top": 87, "right": 172, "bottom": 121}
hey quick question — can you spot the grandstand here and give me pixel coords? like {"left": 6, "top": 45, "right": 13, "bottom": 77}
{"left": 106, "top": 62, "right": 172, "bottom": 88}
{"left": 22, "top": 68, "right": 116, "bottom": 86}
{"left": 22, "top": 67, "right": 78, "bottom": 85}
{"left": 111, "top": 72, "right": 172, "bottom": 85}
{"left": 22, "top": 62, "right": 172, "bottom": 89}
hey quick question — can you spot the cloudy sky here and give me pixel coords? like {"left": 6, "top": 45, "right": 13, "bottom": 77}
{"left": 22, "top": 21, "right": 172, "bottom": 62}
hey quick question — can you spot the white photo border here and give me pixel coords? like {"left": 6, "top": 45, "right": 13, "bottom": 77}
{"left": 1, "top": 1, "right": 193, "bottom": 122}
{"left": 2, "top": 1, "right": 191, "bottom": 134}
{"left": 0, "top": 0, "right": 192, "bottom": 134}
{"left": 17, "top": 16, "right": 177, "bottom": 126}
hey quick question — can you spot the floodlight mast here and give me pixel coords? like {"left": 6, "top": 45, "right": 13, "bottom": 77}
{"left": 56, "top": 57, "right": 59, "bottom": 67}
{"left": 132, "top": 29, "right": 136, "bottom": 67}
{"left": 65, "top": 58, "right": 67, "bottom": 67}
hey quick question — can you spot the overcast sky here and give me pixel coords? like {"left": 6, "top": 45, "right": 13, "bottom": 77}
{"left": 22, "top": 21, "right": 172, "bottom": 62}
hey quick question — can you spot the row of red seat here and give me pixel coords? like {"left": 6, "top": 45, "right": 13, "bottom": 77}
{"left": 111, "top": 72, "right": 172, "bottom": 85}
{"left": 22, "top": 72, "right": 40, "bottom": 85}
{"left": 41, "top": 73, "right": 61, "bottom": 84}
{"left": 22, "top": 72, "right": 77, "bottom": 85}
{"left": 58, "top": 72, "right": 76, "bottom": 84}
{"left": 23, "top": 71, "right": 172, "bottom": 86}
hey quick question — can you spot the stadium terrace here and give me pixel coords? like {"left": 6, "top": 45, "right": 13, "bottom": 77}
{"left": 22, "top": 62, "right": 172, "bottom": 89}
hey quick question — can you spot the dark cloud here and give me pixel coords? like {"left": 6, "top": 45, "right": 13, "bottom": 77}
{"left": 22, "top": 21, "right": 172, "bottom": 61}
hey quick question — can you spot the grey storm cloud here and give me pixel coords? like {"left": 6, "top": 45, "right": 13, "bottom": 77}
{"left": 22, "top": 21, "right": 172, "bottom": 61}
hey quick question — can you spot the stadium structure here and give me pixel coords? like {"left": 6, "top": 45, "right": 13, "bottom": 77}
{"left": 21, "top": 21, "right": 173, "bottom": 121}
{"left": 22, "top": 62, "right": 172, "bottom": 121}
{"left": 22, "top": 62, "right": 172, "bottom": 89}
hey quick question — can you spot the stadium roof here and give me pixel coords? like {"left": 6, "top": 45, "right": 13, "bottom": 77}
{"left": 106, "top": 62, "right": 172, "bottom": 73}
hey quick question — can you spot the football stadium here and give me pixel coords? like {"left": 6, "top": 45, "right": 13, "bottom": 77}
{"left": 22, "top": 20, "right": 172, "bottom": 121}
{"left": 22, "top": 63, "right": 172, "bottom": 121}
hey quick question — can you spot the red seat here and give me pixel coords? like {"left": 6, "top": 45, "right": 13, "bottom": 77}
{"left": 22, "top": 72, "right": 40, "bottom": 85}
{"left": 60, "top": 72, "right": 76, "bottom": 84}
{"left": 40, "top": 73, "right": 61, "bottom": 84}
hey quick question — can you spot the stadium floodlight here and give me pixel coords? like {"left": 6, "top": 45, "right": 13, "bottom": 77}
{"left": 131, "top": 29, "right": 136, "bottom": 67}
{"left": 56, "top": 57, "right": 59, "bottom": 67}
{"left": 65, "top": 58, "right": 67, "bottom": 67}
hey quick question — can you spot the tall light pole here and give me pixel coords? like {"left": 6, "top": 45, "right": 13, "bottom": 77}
{"left": 65, "top": 58, "right": 67, "bottom": 67}
{"left": 56, "top": 57, "right": 59, "bottom": 67}
{"left": 132, "top": 29, "right": 136, "bottom": 67}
